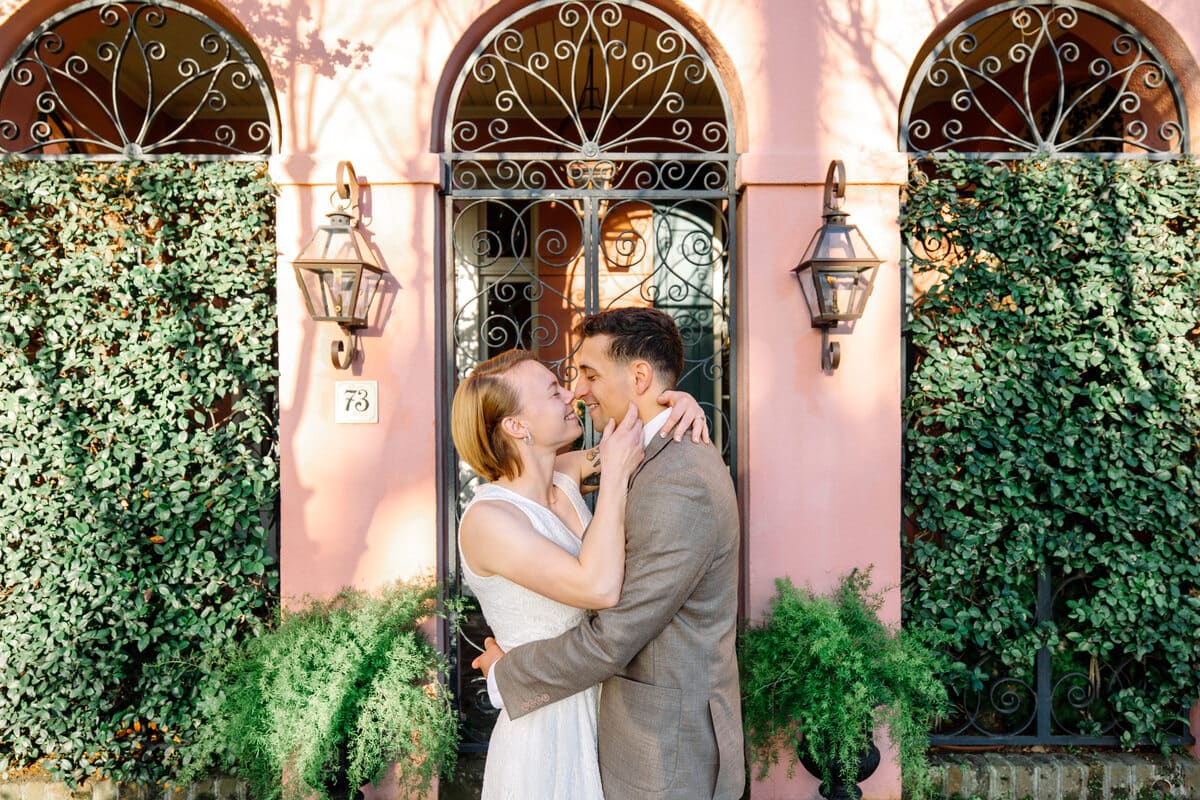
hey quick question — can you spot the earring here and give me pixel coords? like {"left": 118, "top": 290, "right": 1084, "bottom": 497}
{"left": 524, "top": 432, "right": 532, "bottom": 446}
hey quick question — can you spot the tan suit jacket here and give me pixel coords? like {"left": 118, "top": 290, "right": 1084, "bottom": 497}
{"left": 495, "top": 434, "right": 744, "bottom": 800}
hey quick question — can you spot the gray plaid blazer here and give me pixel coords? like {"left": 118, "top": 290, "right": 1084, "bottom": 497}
{"left": 495, "top": 434, "right": 744, "bottom": 800}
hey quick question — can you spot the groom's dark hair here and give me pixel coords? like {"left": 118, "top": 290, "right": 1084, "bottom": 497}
{"left": 575, "top": 307, "right": 684, "bottom": 388}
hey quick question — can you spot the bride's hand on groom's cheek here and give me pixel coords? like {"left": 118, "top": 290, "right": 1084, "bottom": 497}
{"left": 472, "top": 636, "right": 507, "bottom": 678}
{"left": 598, "top": 404, "right": 644, "bottom": 477}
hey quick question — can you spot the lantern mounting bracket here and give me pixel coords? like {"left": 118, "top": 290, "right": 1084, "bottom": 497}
{"left": 332, "top": 160, "right": 361, "bottom": 220}
{"left": 332, "top": 330, "right": 357, "bottom": 370}
{"left": 823, "top": 160, "right": 845, "bottom": 217}
{"left": 821, "top": 329, "right": 840, "bottom": 371}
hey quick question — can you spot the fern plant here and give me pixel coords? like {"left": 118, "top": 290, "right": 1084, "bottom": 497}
{"left": 739, "top": 569, "right": 948, "bottom": 799}
{"left": 176, "top": 578, "right": 459, "bottom": 800}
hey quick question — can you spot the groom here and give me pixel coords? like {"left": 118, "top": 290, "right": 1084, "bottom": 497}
{"left": 476, "top": 307, "right": 744, "bottom": 799}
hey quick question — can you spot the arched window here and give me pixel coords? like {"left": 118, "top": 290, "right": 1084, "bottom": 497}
{"left": 438, "top": 0, "right": 738, "bottom": 747}
{"left": 900, "top": 1, "right": 1188, "bottom": 158}
{"left": 0, "top": 0, "right": 276, "bottom": 158}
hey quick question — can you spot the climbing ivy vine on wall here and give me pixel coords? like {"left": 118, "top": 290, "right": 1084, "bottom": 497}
{"left": 902, "top": 157, "right": 1200, "bottom": 746}
{"left": 0, "top": 158, "right": 278, "bottom": 784}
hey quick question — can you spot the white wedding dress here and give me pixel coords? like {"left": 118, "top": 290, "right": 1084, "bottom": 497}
{"left": 459, "top": 472, "right": 604, "bottom": 800}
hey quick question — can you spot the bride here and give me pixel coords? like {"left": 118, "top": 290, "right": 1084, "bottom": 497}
{"left": 451, "top": 348, "right": 708, "bottom": 799}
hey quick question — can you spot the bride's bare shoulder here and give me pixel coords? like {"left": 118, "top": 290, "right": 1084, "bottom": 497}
{"left": 460, "top": 498, "right": 531, "bottom": 542}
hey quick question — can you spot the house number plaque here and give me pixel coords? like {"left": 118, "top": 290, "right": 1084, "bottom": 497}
{"left": 335, "top": 381, "right": 378, "bottom": 424}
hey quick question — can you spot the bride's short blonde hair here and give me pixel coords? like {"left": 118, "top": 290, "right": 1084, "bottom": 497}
{"left": 451, "top": 349, "right": 536, "bottom": 482}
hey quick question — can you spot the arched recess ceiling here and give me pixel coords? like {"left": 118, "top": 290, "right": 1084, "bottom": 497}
{"left": 900, "top": 0, "right": 1188, "bottom": 157}
{"left": 0, "top": 0, "right": 277, "bottom": 158}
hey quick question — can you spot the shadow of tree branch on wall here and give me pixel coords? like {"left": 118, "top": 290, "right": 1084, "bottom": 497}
{"left": 0, "top": 0, "right": 373, "bottom": 92}
{"left": 222, "top": 0, "right": 373, "bottom": 94}
{"left": 815, "top": 0, "right": 959, "bottom": 143}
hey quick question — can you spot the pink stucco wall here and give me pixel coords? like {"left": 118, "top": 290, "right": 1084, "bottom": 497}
{"left": 275, "top": 179, "right": 442, "bottom": 598}
{"left": 3, "top": 0, "right": 1199, "bottom": 796}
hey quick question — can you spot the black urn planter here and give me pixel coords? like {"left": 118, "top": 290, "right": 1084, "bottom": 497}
{"left": 798, "top": 735, "right": 881, "bottom": 800}
{"left": 323, "top": 744, "right": 366, "bottom": 800}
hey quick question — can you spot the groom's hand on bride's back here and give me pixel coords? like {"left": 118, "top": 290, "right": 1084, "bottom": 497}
{"left": 472, "top": 636, "right": 507, "bottom": 678}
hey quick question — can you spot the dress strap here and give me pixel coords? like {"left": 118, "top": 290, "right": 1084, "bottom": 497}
{"left": 551, "top": 471, "right": 590, "bottom": 533}
{"left": 462, "top": 478, "right": 585, "bottom": 549}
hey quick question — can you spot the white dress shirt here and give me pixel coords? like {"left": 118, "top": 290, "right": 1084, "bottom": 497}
{"left": 640, "top": 408, "right": 672, "bottom": 445}
{"left": 485, "top": 408, "right": 673, "bottom": 710}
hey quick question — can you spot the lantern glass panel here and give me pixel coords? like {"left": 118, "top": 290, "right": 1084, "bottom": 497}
{"left": 351, "top": 229, "right": 380, "bottom": 268}
{"left": 296, "top": 267, "right": 325, "bottom": 318}
{"left": 295, "top": 216, "right": 381, "bottom": 269}
{"left": 815, "top": 224, "right": 857, "bottom": 260}
{"left": 810, "top": 222, "right": 879, "bottom": 264}
{"left": 814, "top": 267, "right": 876, "bottom": 322}
{"left": 322, "top": 228, "right": 360, "bottom": 261}
{"left": 793, "top": 262, "right": 880, "bottom": 325}
{"left": 325, "top": 267, "right": 362, "bottom": 320}
{"left": 294, "top": 265, "right": 362, "bottom": 323}
{"left": 296, "top": 225, "right": 354, "bottom": 263}
{"left": 296, "top": 266, "right": 360, "bottom": 321}
{"left": 794, "top": 265, "right": 821, "bottom": 325}
{"left": 354, "top": 269, "right": 384, "bottom": 321}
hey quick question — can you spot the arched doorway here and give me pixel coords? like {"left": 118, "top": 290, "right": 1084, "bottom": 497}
{"left": 438, "top": 0, "right": 739, "bottom": 749}
{"left": 898, "top": 0, "right": 1194, "bottom": 747}
{"left": 0, "top": 0, "right": 281, "bottom": 782}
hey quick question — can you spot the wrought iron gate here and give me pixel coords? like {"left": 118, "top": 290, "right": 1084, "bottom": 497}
{"left": 437, "top": 0, "right": 737, "bottom": 749}
{"left": 899, "top": 1, "right": 1191, "bottom": 746}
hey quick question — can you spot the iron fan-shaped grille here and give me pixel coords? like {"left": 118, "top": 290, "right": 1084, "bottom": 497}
{"left": 900, "top": 0, "right": 1188, "bottom": 158}
{"left": 0, "top": 0, "right": 276, "bottom": 159}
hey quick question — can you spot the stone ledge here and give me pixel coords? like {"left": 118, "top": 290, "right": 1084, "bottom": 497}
{"left": 931, "top": 751, "right": 1200, "bottom": 800}
{"left": 0, "top": 779, "right": 247, "bottom": 800}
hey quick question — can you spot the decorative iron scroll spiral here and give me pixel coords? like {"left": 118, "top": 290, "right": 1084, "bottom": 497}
{"left": 936, "top": 655, "right": 1040, "bottom": 737}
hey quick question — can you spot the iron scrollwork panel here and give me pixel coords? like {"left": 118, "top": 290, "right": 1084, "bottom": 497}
{"left": 447, "top": 0, "right": 733, "bottom": 159}
{"left": 930, "top": 566, "right": 1193, "bottom": 745}
{"left": 448, "top": 157, "right": 734, "bottom": 195}
{"left": 451, "top": 197, "right": 587, "bottom": 383}
{"left": 449, "top": 194, "right": 589, "bottom": 748}
{"left": 596, "top": 198, "right": 732, "bottom": 459}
